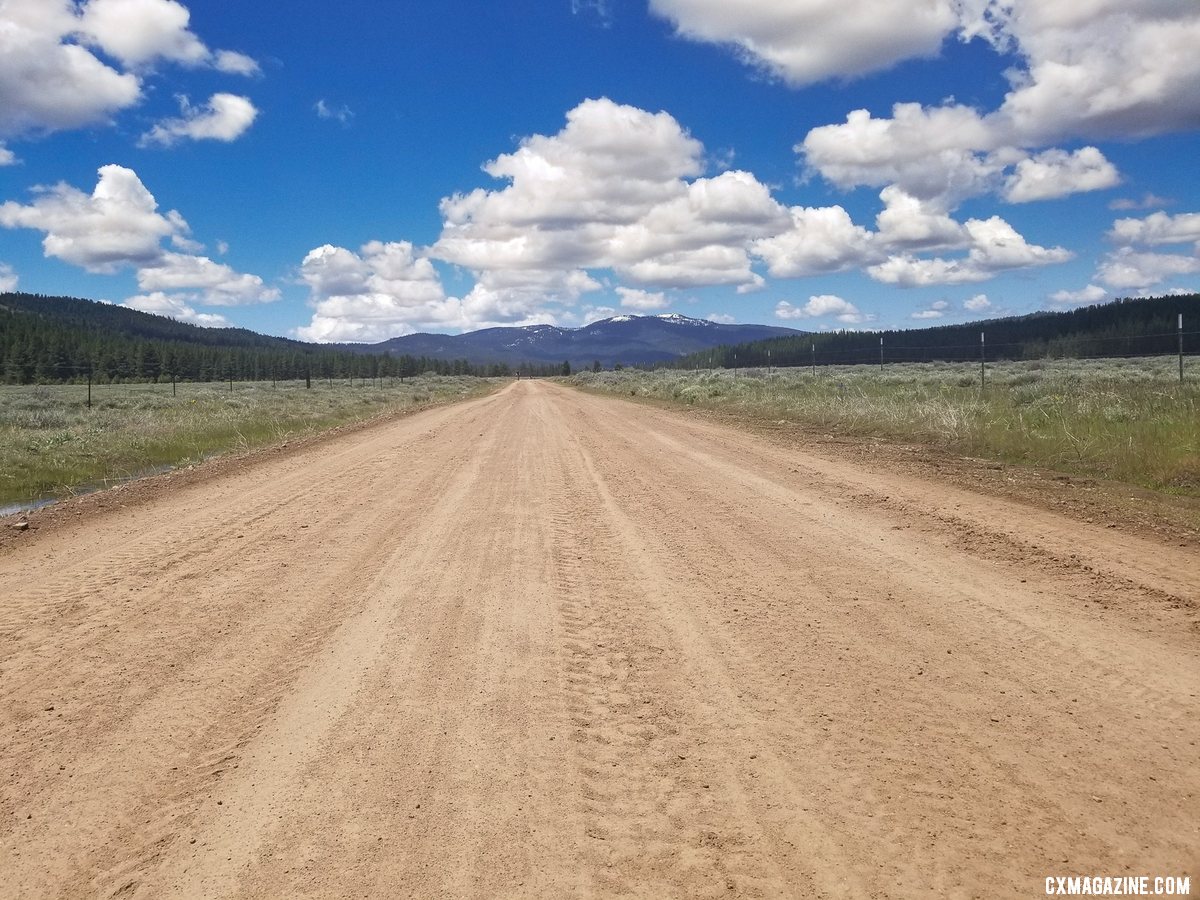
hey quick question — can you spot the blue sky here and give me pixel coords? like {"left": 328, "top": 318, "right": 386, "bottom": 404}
{"left": 1, "top": 0, "right": 1198, "bottom": 340}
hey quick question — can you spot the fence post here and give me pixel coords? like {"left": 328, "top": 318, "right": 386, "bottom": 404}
{"left": 172, "top": 373, "right": 176, "bottom": 397}
{"left": 980, "top": 331, "right": 986, "bottom": 390}
{"left": 879, "top": 336, "right": 884, "bottom": 373}
{"left": 1180, "top": 314, "right": 1185, "bottom": 384}
{"left": 811, "top": 342, "right": 815, "bottom": 376}
{"left": 87, "top": 370, "right": 92, "bottom": 409}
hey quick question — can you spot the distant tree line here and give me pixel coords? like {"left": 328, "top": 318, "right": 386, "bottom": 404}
{"left": 673, "top": 294, "right": 1199, "bottom": 370}
{"left": 0, "top": 293, "right": 564, "bottom": 384}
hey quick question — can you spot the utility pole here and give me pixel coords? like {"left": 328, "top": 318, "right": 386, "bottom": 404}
{"left": 980, "top": 331, "right": 986, "bottom": 390}
{"left": 1180, "top": 314, "right": 1185, "bottom": 384}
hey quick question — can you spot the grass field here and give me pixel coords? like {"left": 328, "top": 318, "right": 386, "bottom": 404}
{"left": 570, "top": 356, "right": 1200, "bottom": 496}
{"left": 0, "top": 376, "right": 494, "bottom": 511}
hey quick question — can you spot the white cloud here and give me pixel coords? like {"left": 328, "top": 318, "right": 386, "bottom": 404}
{"left": 122, "top": 291, "right": 231, "bottom": 327}
{"left": 648, "top": 0, "right": 957, "bottom": 86}
{"left": 990, "top": 2, "right": 1200, "bottom": 144}
{"left": 77, "top": 0, "right": 208, "bottom": 67}
{"left": 136, "top": 252, "right": 278, "bottom": 305}
{"left": 0, "top": 0, "right": 257, "bottom": 141}
{"left": 296, "top": 241, "right": 464, "bottom": 342}
{"left": 0, "top": 164, "right": 276, "bottom": 308}
{"left": 1004, "top": 147, "right": 1120, "bottom": 203}
{"left": 1096, "top": 248, "right": 1200, "bottom": 290}
{"left": 787, "top": 3, "right": 1198, "bottom": 214}
{"left": 213, "top": 50, "right": 260, "bottom": 76}
{"left": 315, "top": 99, "right": 354, "bottom": 125}
{"left": 139, "top": 93, "right": 258, "bottom": 147}
{"left": 0, "top": 263, "right": 17, "bottom": 292}
{"left": 800, "top": 104, "right": 1005, "bottom": 203}
{"left": 1108, "top": 211, "right": 1200, "bottom": 248}
{"left": 706, "top": 312, "right": 735, "bottom": 324}
{"left": 1109, "top": 193, "right": 1171, "bottom": 212}
{"left": 616, "top": 287, "right": 669, "bottom": 310}
{"left": 752, "top": 205, "right": 878, "bottom": 277}
{"left": 431, "top": 98, "right": 786, "bottom": 323}
{"left": 869, "top": 216, "right": 1071, "bottom": 286}
{"left": 775, "top": 294, "right": 870, "bottom": 324}
{"left": 0, "top": 164, "right": 186, "bottom": 272}
{"left": 170, "top": 232, "right": 204, "bottom": 253}
{"left": 1048, "top": 284, "right": 1108, "bottom": 305}
{"left": 911, "top": 299, "right": 949, "bottom": 319}
{"left": 0, "top": 144, "right": 16, "bottom": 166}
{"left": 964, "top": 293, "right": 992, "bottom": 312}
{"left": 874, "top": 186, "right": 966, "bottom": 251}
{"left": 580, "top": 305, "right": 619, "bottom": 325}
{"left": 681, "top": 1, "right": 1200, "bottom": 147}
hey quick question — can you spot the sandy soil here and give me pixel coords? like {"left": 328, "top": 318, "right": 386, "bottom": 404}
{"left": 1, "top": 380, "right": 1197, "bottom": 899}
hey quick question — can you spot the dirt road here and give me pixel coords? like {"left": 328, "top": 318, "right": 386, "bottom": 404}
{"left": 1, "top": 380, "right": 1197, "bottom": 899}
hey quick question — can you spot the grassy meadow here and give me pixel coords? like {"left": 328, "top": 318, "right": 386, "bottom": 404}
{"left": 0, "top": 376, "right": 494, "bottom": 510}
{"left": 570, "top": 357, "right": 1200, "bottom": 496}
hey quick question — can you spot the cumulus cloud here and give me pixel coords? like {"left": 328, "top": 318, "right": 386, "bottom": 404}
{"left": 800, "top": 104, "right": 1006, "bottom": 203}
{"left": 1004, "top": 147, "right": 1120, "bottom": 203}
{"left": 801, "top": 105, "right": 1123, "bottom": 210}
{"left": 783, "top": 2, "right": 1200, "bottom": 216}
{"left": 1096, "top": 248, "right": 1200, "bottom": 290}
{"left": 76, "top": 0, "right": 209, "bottom": 67}
{"left": 0, "top": 0, "right": 258, "bottom": 141}
{"left": 296, "top": 241, "right": 467, "bottom": 342}
{"left": 911, "top": 299, "right": 949, "bottom": 319}
{"left": 0, "top": 145, "right": 16, "bottom": 166}
{"left": 122, "top": 291, "right": 231, "bottom": 327}
{"left": 1108, "top": 211, "right": 1200, "bottom": 248}
{"left": 752, "top": 205, "right": 878, "bottom": 277}
{"left": 868, "top": 216, "right": 1071, "bottom": 286}
{"left": 139, "top": 93, "right": 258, "bottom": 147}
{"left": 964, "top": 293, "right": 992, "bottom": 312}
{"left": 874, "top": 186, "right": 966, "bottom": 251}
{"left": 1048, "top": 284, "right": 1108, "bottom": 305}
{"left": 430, "top": 98, "right": 787, "bottom": 324}
{"left": 0, "top": 263, "right": 17, "bottom": 292}
{"left": 706, "top": 312, "right": 736, "bottom": 324}
{"left": 775, "top": 294, "right": 870, "bottom": 324}
{"left": 1092, "top": 209, "right": 1200, "bottom": 292}
{"left": 0, "top": 164, "right": 275, "bottom": 311}
{"left": 616, "top": 287, "right": 669, "bottom": 310}
{"left": 0, "top": 164, "right": 186, "bottom": 272}
{"left": 649, "top": 0, "right": 956, "bottom": 85}
{"left": 136, "top": 251, "right": 278, "bottom": 305}
{"left": 672, "top": 1, "right": 1200, "bottom": 148}
{"left": 212, "top": 50, "right": 261, "bottom": 77}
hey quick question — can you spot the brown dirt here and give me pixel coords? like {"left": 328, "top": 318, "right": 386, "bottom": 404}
{"left": 1, "top": 380, "right": 1197, "bottom": 899}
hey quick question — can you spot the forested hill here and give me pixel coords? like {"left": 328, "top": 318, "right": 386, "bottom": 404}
{"left": 0, "top": 292, "right": 539, "bottom": 383}
{"left": 675, "top": 294, "right": 1200, "bottom": 369}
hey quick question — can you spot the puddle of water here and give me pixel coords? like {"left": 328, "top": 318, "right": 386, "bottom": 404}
{"left": 0, "top": 463, "right": 179, "bottom": 520}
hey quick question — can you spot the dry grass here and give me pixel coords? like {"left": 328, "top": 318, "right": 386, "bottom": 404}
{"left": 570, "top": 357, "right": 1200, "bottom": 495}
{"left": 0, "top": 376, "right": 493, "bottom": 510}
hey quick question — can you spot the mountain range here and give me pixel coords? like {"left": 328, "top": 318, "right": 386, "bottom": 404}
{"left": 355, "top": 314, "right": 802, "bottom": 367}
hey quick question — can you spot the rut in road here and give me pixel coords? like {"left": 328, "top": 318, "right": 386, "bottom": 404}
{"left": 1, "top": 380, "right": 1197, "bottom": 899}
